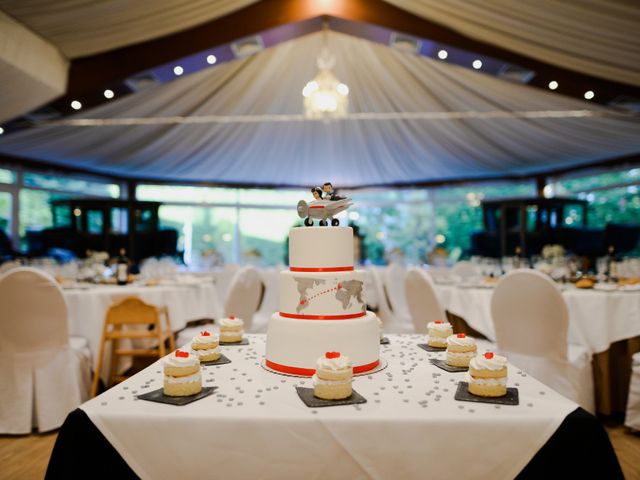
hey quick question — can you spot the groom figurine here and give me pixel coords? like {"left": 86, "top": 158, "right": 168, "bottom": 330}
{"left": 322, "top": 182, "right": 344, "bottom": 201}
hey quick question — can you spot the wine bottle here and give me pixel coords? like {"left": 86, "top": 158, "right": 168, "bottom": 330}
{"left": 116, "top": 248, "right": 129, "bottom": 286}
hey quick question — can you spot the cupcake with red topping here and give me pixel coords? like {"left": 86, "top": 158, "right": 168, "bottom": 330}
{"left": 313, "top": 352, "right": 353, "bottom": 400}
{"left": 163, "top": 350, "right": 202, "bottom": 397}
{"left": 468, "top": 351, "right": 508, "bottom": 397}
{"left": 446, "top": 333, "right": 477, "bottom": 367}
{"left": 191, "top": 330, "right": 221, "bottom": 362}
{"left": 426, "top": 320, "right": 453, "bottom": 348}
{"left": 219, "top": 315, "right": 244, "bottom": 343}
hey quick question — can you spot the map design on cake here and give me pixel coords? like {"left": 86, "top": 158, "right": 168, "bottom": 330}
{"left": 295, "top": 277, "right": 364, "bottom": 314}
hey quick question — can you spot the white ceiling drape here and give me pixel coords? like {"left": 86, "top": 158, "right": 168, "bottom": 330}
{"left": 0, "top": 32, "right": 638, "bottom": 187}
{"left": 0, "top": 10, "right": 68, "bottom": 123}
{"left": 383, "top": 0, "right": 640, "bottom": 86}
{"left": 0, "top": 0, "right": 258, "bottom": 59}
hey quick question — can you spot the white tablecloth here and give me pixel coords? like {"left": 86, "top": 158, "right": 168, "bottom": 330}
{"left": 437, "top": 284, "right": 640, "bottom": 354}
{"left": 64, "top": 281, "right": 221, "bottom": 380}
{"left": 81, "top": 334, "right": 576, "bottom": 480}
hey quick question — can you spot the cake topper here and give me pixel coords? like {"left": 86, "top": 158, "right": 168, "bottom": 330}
{"left": 297, "top": 182, "right": 353, "bottom": 227}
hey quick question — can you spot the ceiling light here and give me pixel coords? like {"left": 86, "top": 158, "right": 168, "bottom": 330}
{"left": 71, "top": 100, "right": 82, "bottom": 110}
{"left": 437, "top": 49, "right": 448, "bottom": 60}
{"left": 584, "top": 90, "right": 595, "bottom": 100}
{"left": 0, "top": 127, "right": 4, "bottom": 134}
{"left": 548, "top": 81, "right": 558, "bottom": 90}
{"left": 472, "top": 59, "right": 482, "bottom": 70}
{"left": 173, "top": 66, "right": 184, "bottom": 76}
{"left": 206, "top": 54, "right": 217, "bottom": 65}
{"left": 103, "top": 89, "right": 114, "bottom": 99}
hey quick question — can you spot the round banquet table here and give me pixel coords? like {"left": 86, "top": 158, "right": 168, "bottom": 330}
{"left": 436, "top": 283, "right": 640, "bottom": 354}
{"left": 63, "top": 281, "right": 221, "bottom": 381}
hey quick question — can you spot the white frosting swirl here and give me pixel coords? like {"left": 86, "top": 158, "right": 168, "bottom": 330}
{"left": 446, "top": 334, "right": 477, "bottom": 347}
{"left": 316, "top": 355, "right": 352, "bottom": 371}
{"left": 470, "top": 354, "right": 507, "bottom": 371}
{"left": 220, "top": 330, "right": 244, "bottom": 338}
{"left": 468, "top": 375, "right": 507, "bottom": 386}
{"left": 312, "top": 374, "right": 352, "bottom": 386}
{"left": 220, "top": 317, "right": 244, "bottom": 327}
{"left": 192, "top": 332, "right": 219, "bottom": 343}
{"left": 164, "top": 352, "right": 199, "bottom": 368}
{"left": 447, "top": 350, "right": 476, "bottom": 359}
{"left": 427, "top": 321, "right": 452, "bottom": 331}
{"left": 164, "top": 372, "right": 202, "bottom": 384}
{"left": 192, "top": 346, "right": 220, "bottom": 357}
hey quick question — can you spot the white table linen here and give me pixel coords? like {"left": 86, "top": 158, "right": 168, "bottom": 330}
{"left": 64, "top": 281, "right": 221, "bottom": 380}
{"left": 437, "top": 284, "right": 640, "bottom": 354}
{"left": 81, "top": 334, "right": 577, "bottom": 480}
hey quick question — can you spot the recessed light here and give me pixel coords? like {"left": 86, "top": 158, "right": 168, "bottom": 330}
{"left": 71, "top": 100, "right": 82, "bottom": 110}
{"left": 437, "top": 49, "right": 448, "bottom": 60}
{"left": 472, "top": 59, "right": 482, "bottom": 70}
{"left": 206, "top": 54, "right": 217, "bottom": 65}
{"left": 103, "top": 89, "right": 114, "bottom": 99}
{"left": 584, "top": 90, "right": 595, "bottom": 100}
{"left": 173, "top": 66, "right": 184, "bottom": 76}
{"left": 548, "top": 81, "right": 558, "bottom": 90}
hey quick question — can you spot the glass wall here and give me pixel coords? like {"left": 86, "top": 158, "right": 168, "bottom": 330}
{"left": 1, "top": 162, "right": 637, "bottom": 264}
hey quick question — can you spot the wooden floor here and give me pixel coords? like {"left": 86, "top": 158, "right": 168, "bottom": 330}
{"left": 1, "top": 422, "right": 639, "bottom": 479}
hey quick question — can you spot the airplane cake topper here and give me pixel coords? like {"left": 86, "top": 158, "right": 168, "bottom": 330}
{"left": 297, "top": 182, "right": 353, "bottom": 227}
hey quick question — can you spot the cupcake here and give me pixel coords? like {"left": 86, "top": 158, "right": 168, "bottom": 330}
{"left": 426, "top": 320, "right": 453, "bottom": 348}
{"left": 191, "top": 330, "right": 221, "bottom": 362}
{"left": 446, "top": 333, "right": 477, "bottom": 367}
{"left": 468, "top": 351, "right": 508, "bottom": 397}
{"left": 313, "top": 352, "right": 353, "bottom": 400}
{"left": 219, "top": 315, "right": 244, "bottom": 343}
{"left": 163, "top": 350, "right": 202, "bottom": 397}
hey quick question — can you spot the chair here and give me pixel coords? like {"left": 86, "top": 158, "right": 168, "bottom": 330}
{"left": 216, "top": 264, "right": 241, "bottom": 305}
{"left": 405, "top": 268, "right": 447, "bottom": 334}
{"left": 491, "top": 269, "right": 595, "bottom": 412}
{"left": 90, "top": 297, "right": 175, "bottom": 397}
{"left": 451, "top": 261, "right": 479, "bottom": 281}
{"left": 224, "top": 266, "right": 264, "bottom": 332}
{"left": 0, "top": 268, "right": 91, "bottom": 433}
{"left": 625, "top": 352, "right": 640, "bottom": 431}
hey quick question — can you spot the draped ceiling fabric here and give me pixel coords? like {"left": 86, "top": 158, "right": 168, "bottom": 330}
{"left": 0, "top": 11, "right": 67, "bottom": 123}
{"left": 0, "top": 0, "right": 258, "bottom": 58}
{"left": 0, "top": 32, "right": 638, "bottom": 187}
{"left": 383, "top": 0, "right": 640, "bottom": 86}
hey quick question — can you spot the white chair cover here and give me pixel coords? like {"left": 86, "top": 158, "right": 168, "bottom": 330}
{"left": 0, "top": 267, "right": 91, "bottom": 433}
{"left": 405, "top": 268, "right": 447, "bottom": 334}
{"left": 216, "top": 264, "right": 240, "bottom": 305}
{"left": 451, "top": 261, "right": 479, "bottom": 281}
{"left": 368, "top": 267, "right": 395, "bottom": 332}
{"left": 224, "top": 266, "right": 264, "bottom": 332}
{"left": 625, "top": 352, "right": 640, "bottom": 431}
{"left": 491, "top": 269, "right": 594, "bottom": 413}
{"left": 383, "top": 263, "right": 413, "bottom": 333}
{"left": 251, "top": 267, "right": 283, "bottom": 334}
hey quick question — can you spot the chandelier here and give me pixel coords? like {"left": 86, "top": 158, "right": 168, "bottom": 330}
{"left": 302, "top": 29, "right": 349, "bottom": 119}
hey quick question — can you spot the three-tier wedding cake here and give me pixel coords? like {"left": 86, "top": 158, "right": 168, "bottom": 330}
{"left": 265, "top": 226, "right": 380, "bottom": 376}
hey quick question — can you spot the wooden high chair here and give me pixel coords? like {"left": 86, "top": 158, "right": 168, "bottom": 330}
{"left": 90, "top": 297, "right": 175, "bottom": 398}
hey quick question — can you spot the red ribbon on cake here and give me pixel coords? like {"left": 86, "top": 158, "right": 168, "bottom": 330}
{"left": 265, "top": 359, "right": 379, "bottom": 376}
{"left": 279, "top": 312, "right": 366, "bottom": 320}
{"left": 289, "top": 266, "right": 354, "bottom": 272}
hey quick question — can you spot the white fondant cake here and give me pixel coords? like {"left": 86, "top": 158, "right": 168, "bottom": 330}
{"left": 266, "top": 227, "right": 379, "bottom": 376}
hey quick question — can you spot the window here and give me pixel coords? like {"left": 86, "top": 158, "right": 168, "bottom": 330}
{"left": 0, "top": 168, "right": 16, "bottom": 185}
{"left": 238, "top": 208, "right": 295, "bottom": 265}
{"left": 157, "top": 205, "right": 237, "bottom": 265}
{"left": 0, "top": 192, "right": 11, "bottom": 235}
{"left": 23, "top": 172, "right": 120, "bottom": 198}
{"left": 137, "top": 185, "right": 237, "bottom": 204}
